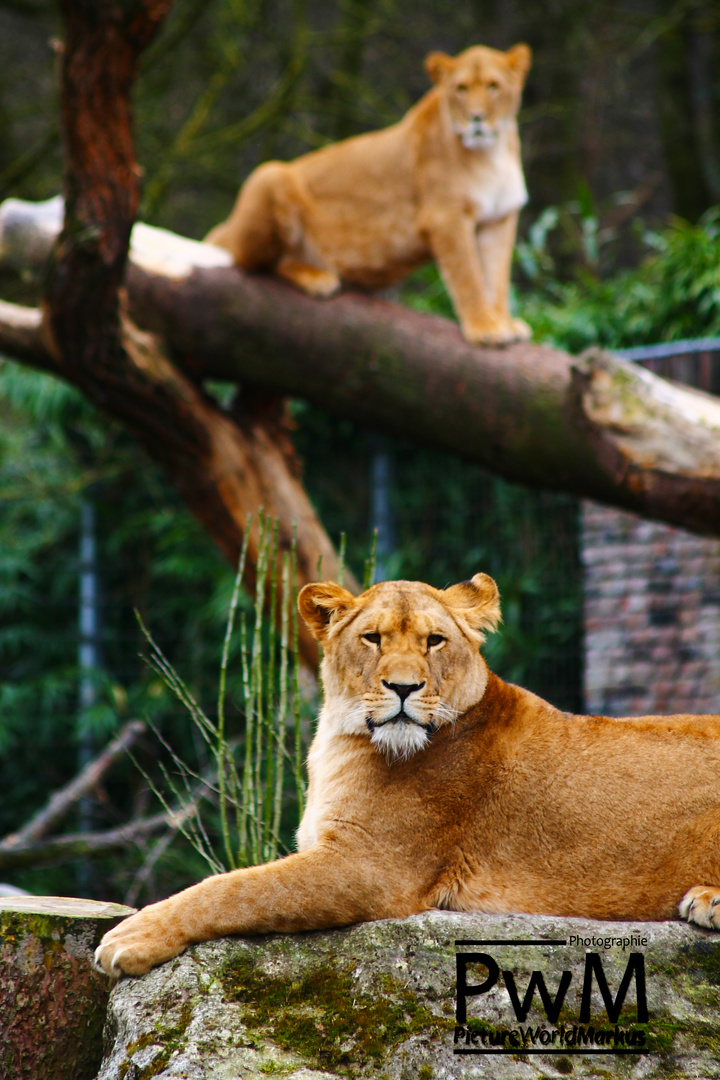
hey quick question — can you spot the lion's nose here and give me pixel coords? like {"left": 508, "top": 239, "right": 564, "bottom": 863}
{"left": 382, "top": 680, "right": 425, "bottom": 703}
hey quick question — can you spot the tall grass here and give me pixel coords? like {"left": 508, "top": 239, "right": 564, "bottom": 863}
{"left": 136, "top": 513, "right": 373, "bottom": 873}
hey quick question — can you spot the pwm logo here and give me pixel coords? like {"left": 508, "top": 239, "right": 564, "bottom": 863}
{"left": 454, "top": 937, "right": 649, "bottom": 1057}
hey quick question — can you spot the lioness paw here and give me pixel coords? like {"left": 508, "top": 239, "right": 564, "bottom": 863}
{"left": 679, "top": 886, "right": 720, "bottom": 930}
{"left": 462, "top": 318, "right": 527, "bottom": 347}
{"left": 94, "top": 906, "right": 187, "bottom": 977}
{"left": 276, "top": 259, "right": 341, "bottom": 297}
{"left": 510, "top": 317, "right": 532, "bottom": 341}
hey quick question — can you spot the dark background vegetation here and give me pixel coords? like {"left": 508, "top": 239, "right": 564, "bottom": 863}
{"left": 1, "top": 0, "right": 720, "bottom": 903}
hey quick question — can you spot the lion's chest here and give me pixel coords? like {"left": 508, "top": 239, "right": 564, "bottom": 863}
{"left": 466, "top": 150, "right": 527, "bottom": 224}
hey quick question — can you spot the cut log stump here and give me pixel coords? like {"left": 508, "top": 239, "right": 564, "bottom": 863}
{"left": 0, "top": 895, "right": 135, "bottom": 1080}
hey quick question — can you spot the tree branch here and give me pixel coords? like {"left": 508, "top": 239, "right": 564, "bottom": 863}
{"left": 0, "top": 813, "right": 175, "bottom": 872}
{"left": 0, "top": 720, "right": 146, "bottom": 851}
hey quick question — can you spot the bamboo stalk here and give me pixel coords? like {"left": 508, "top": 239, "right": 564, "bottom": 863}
{"left": 271, "top": 553, "right": 291, "bottom": 858}
{"left": 217, "top": 519, "right": 251, "bottom": 871}
{"left": 291, "top": 534, "right": 305, "bottom": 815}
{"left": 263, "top": 518, "right": 280, "bottom": 855}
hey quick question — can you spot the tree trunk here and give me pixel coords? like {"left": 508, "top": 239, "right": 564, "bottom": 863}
{"left": 14, "top": 2, "right": 350, "bottom": 669}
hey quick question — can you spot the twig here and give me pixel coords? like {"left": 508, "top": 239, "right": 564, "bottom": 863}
{"left": 123, "top": 826, "right": 178, "bottom": 909}
{"left": 0, "top": 813, "right": 171, "bottom": 872}
{"left": 0, "top": 719, "right": 146, "bottom": 850}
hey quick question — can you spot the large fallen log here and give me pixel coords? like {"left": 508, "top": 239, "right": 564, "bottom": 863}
{"left": 2, "top": 197, "right": 719, "bottom": 538}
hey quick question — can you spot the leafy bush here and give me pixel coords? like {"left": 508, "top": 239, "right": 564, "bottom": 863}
{"left": 518, "top": 207, "right": 720, "bottom": 352}
{"left": 402, "top": 203, "right": 720, "bottom": 354}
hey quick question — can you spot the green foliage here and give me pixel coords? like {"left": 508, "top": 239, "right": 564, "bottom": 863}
{"left": 516, "top": 205, "right": 720, "bottom": 353}
{"left": 0, "top": 360, "right": 244, "bottom": 898}
{"left": 0, "top": 364, "right": 94, "bottom": 757}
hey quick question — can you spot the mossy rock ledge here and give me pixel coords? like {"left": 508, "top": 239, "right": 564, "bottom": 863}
{"left": 97, "top": 910, "right": 720, "bottom": 1080}
{"left": 0, "top": 895, "right": 135, "bottom": 1080}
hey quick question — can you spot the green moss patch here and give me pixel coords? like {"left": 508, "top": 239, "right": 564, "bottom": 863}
{"left": 680, "top": 940, "right": 720, "bottom": 986}
{"left": 119, "top": 1001, "right": 193, "bottom": 1080}
{"left": 219, "top": 952, "right": 450, "bottom": 1073}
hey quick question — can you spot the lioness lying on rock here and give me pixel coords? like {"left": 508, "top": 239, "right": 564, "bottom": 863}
{"left": 205, "top": 44, "right": 532, "bottom": 346}
{"left": 96, "top": 574, "right": 720, "bottom": 977}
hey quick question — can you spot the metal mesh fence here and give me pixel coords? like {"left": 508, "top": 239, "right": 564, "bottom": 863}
{"left": 294, "top": 420, "right": 585, "bottom": 714}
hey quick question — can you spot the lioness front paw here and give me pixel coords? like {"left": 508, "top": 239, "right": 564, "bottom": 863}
{"left": 679, "top": 886, "right": 720, "bottom": 930}
{"left": 95, "top": 904, "right": 188, "bottom": 977}
{"left": 462, "top": 317, "right": 527, "bottom": 347}
{"left": 510, "top": 317, "right": 532, "bottom": 341}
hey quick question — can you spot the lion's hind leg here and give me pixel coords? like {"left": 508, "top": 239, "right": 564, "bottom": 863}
{"left": 208, "top": 160, "right": 340, "bottom": 296}
{"left": 205, "top": 162, "right": 287, "bottom": 267}
{"left": 679, "top": 886, "right": 720, "bottom": 929}
{"left": 271, "top": 169, "right": 340, "bottom": 296}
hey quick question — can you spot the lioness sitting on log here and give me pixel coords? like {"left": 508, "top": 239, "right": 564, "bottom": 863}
{"left": 96, "top": 573, "right": 720, "bottom": 977}
{"left": 205, "top": 44, "right": 532, "bottom": 346}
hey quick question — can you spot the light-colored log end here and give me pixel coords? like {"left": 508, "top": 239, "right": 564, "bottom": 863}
{"left": 1, "top": 894, "right": 136, "bottom": 1080}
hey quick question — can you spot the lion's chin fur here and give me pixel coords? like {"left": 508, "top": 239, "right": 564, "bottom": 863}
{"left": 319, "top": 696, "right": 434, "bottom": 760}
{"left": 457, "top": 128, "right": 498, "bottom": 151}
{"left": 369, "top": 719, "right": 432, "bottom": 761}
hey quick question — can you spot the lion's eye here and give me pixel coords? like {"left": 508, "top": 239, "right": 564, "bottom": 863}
{"left": 362, "top": 632, "right": 381, "bottom": 646}
{"left": 455, "top": 83, "right": 468, "bottom": 93}
{"left": 427, "top": 634, "right": 445, "bottom": 648}
{"left": 487, "top": 80, "right": 500, "bottom": 91}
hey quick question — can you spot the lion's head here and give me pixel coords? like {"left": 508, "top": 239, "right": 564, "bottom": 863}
{"left": 425, "top": 43, "right": 531, "bottom": 151}
{"left": 298, "top": 574, "right": 501, "bottom": 760}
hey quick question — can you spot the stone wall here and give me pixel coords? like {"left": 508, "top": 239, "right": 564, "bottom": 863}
{"left": 582, "top": 500, "right": 720, "bottom": 716}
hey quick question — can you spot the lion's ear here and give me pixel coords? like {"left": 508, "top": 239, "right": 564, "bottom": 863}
{"left": 443, "top": 573, "right": 501, "bottom": 636}
{"left": 425, "top": 51, "right": 456, "bottom": 85}
{"left": 298, "top": 582, "right": 356, "bottom": 642}
{"left": 505, "top": 43, "right": 532, "bottom": 82}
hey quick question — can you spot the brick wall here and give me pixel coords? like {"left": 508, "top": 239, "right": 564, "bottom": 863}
{"left": 582, "top": 500, "right": 720, "bottom": 716}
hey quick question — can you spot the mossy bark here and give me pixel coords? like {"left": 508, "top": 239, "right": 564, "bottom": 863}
{"left": 0, "top": 895, "right": 134, "bottom": 1080}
